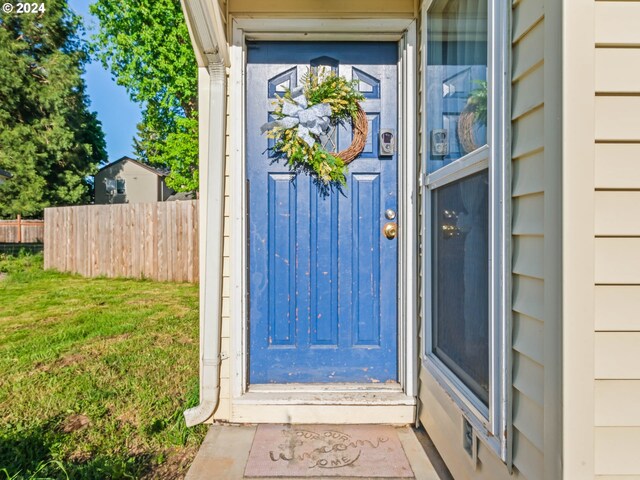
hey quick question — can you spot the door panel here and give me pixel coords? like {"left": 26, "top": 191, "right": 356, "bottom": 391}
{"left": 246, "top": 42, "right": 399, "bottom": 384}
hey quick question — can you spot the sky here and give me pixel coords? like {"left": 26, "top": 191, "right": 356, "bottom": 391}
{"left": 68, "top": 0, "right": 142, "bottom": 164}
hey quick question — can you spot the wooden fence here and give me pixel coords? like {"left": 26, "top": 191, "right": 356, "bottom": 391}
{"left": 44, "top": 201, "right": 199, "bottom": 282}
{"left": 0, "top": 215, "right": 45, "bottom": 243}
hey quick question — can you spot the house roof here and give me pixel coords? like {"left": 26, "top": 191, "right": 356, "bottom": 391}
{"left": 0, "top": 168, "right": 12, "bottom": 178}
{"left": 97, "top": 156, "right": 169, "bottom": 177}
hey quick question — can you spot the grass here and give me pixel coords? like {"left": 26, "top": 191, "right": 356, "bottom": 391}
{"left": 0, "top": 253, "right": 207, "bottom": 479}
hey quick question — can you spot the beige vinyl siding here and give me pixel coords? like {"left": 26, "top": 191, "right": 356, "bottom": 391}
{"left": 595, "top": 192, "right": 640, "bottom": 235}
{"left": 595, "top": 286, "right": 640, "bottom": 331}
{"left": 595, "top": 145, "right": 640, "bottom": 189}
{"left": 213, "top": 89, "right": 233, "bottom": 421}
{"left": 228, "top": 0, "right": 415, "bottom": 16}
{"left": 592, "top": 1, "right": 640, "bottom": 476}
{"left": 514, "top": 0, "right": 563, "bottom": 475}
{"left": 418, "top": 0, "right": 562, "bottom": 478}
{"left": 512, "top": 0, "right": 563, "bottom": 475}
{"left": 507, "top": 0, "right": 545, "bottom": 475}
{"left": 595, "top": 1, "right": 640, "bottom": 46}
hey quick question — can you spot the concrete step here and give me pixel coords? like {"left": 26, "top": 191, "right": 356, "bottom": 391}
{"left": 186, "top": 424, "right": 448, "bottom": 480}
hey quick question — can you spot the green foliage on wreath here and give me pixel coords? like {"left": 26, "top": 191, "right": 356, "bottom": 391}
{"left": 467, "top": 80, "right": 487, "bottom": 124}
{"left": 265, "top": 70, "right": 365, "bottom": 187}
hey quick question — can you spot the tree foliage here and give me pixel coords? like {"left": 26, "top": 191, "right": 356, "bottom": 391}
{"left": 0, "top": 1, "right": 106, "bottom": 218}
{"left": 90, "top": 0, "right": 199, "bottom": 192}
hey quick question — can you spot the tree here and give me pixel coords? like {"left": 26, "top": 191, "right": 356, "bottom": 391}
{"left": 0, "top": 1, "right": 106, "bottom": 218}
{"left": 90, "top": 0, "right": 199, "bottom": 192}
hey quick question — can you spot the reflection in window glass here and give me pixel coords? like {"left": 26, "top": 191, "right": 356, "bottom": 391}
{"left": 432, "top": 170, "right": 489, "bottom": 405}
{"left": 427, "top": 0, "right": 488, "bottom": 173}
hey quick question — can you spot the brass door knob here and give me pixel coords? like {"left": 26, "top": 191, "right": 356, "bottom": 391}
{"left": 383, "top": 222, "right": 398, "bottom": 239}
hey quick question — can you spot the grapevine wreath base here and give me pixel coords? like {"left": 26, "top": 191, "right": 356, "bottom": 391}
{"left": 335, "top": 105, "right": 368, "bottom": 164}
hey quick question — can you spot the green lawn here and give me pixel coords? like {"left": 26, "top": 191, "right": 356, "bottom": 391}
{"left": 0, "top": 253, "right": 207, "bottom": 479}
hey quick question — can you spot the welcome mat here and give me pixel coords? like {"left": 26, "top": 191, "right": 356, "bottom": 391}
{"left": 244, "top": 424, "right": 415, "bottom": 478}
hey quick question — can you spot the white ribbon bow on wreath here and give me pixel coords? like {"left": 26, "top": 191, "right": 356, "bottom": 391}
{"left": 260, "top": 86, "right": 333, "bottom": 148}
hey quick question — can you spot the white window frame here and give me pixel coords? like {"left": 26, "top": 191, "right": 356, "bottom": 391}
{"left": 420, "top": 0, "right": 511, "bottom": 462}
{"left": 116, "top": 178, "right": 126, "bottom": 195}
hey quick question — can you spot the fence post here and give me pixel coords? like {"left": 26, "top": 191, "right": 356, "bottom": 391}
{"left": 16, "top": 214, "right": 22, "bottom": 243}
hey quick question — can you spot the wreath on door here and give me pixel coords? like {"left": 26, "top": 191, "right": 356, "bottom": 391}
{"left": 260, "top": 69, "right": 368, "bottom": 187}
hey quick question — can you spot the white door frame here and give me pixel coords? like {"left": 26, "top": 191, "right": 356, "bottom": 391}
{"left": 227, "top": 17, "right": 419, "bottom": 418}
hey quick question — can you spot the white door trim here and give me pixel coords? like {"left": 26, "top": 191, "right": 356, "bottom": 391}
{"left": 227, "top": 17, "right": 418, "bottom": 421}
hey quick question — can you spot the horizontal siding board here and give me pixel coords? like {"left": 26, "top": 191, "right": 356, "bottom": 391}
{"left": 222, "top": 276, "right": 230, "bottom": 297}
{"left": 595, "top": 286, "right": 640, "bottom": 331}
{"left": 595, "top": 332, "right": 640, "bottom": 379}
{"left": 512, "top": 107, "right": 544, "bottom": 159}
{"left": 595, "top": 2, "right": 640, "bottom": 46}
{"left": 595, "top": 97, "right": 640, "bottom": 142}
{"left": 221, "top": 315, "right": 230, "bottom": 338}
{"left": 512, "top": 20, "right": 544, "bottom": 82}
{"left": 512, "top": 151, "right": 545, "bottom": 196}
{"left": 595, "top": 380, "right": 640, "bottom": 426}
{"left": 513, "top": 312, "right": 544, "bottom": 365}
{"left": 513, "top": 352, "right": 544, "bottom": 407}
{"left": 513, "top": 391, "right": 544, "bottom": 451}
{"left": 222, "top": 297, "right": 230, "bottom": 318}
{"left": 595, "top": 332, "right": 640, "bottom": 380}
{"left": 512, "top": 64, "right": 544, "bottom": 120}
{"left": 218, "top": 382, "right": 231, "bottom": 406}
{"left": 595, "top": 477, "right": 640, "bottom": 480}
{"left": 596, "top": 191, "right": 640, "bottom": 236}
{"left": 513, "top": 235, "right": 544, "bottom": 279}
{"left": 595, "top": 238, "right": 640, "bottom": 284}
{"left": 513, "top": 427, "right": 544, "bottom": 480}
{"left": 228, "top": 0, "right": 414, "bottom": 14}
{"left": 513, "top": 193, "right": 544, "bottom": 235}
{"left": 513, "top": 275, "right": 545, "bottom": 320}
{"left": 595, "top": 427, "right": 640, "bottom": 475}
{"left": 219, "top": 338, "right": 231, "bottom": 379}
{"left": 596, "top": 144, "right": 640, "bottom": 189}
{"left": 219, "top": 377, "right": 231, "bottom": 400}
{"left": 596, "top": 48, "right": 640, "bottom": 93}
{"left": 512, "top": 0, "right": 544, "bottom": 43}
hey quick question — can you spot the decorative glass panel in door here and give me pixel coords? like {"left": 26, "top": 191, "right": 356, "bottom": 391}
{"left": 246, "top": 42, "right": 399, "bottom": 384}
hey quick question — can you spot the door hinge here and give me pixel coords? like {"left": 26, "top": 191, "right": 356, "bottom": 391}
{"left": 418, "top": 172, "right": 428, "bottom": 188}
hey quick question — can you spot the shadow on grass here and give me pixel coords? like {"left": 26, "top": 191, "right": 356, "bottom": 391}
{"left": 0, "top": 420, "right": 154, "bottom": 480}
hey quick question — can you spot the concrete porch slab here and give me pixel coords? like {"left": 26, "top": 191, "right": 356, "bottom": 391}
{"left": 185, "top": 424, "right": 446, "bottom": 480}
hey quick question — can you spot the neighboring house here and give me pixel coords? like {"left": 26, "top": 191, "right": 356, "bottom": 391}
{"left": 94, "top": 156, "right": 174, "bottom": 204}
{"left": 180, "top": 1, "right": 638, "bottom": 479}
{"left": 167, "top": 191, "right": 197, "bottom": 201}
{"left": 0, "top": 168, "right": 12, "bottom": 185}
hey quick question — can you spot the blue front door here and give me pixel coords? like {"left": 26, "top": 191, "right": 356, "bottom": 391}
{"left": 247, "top": 42, "right": 399, "bottom": 384}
